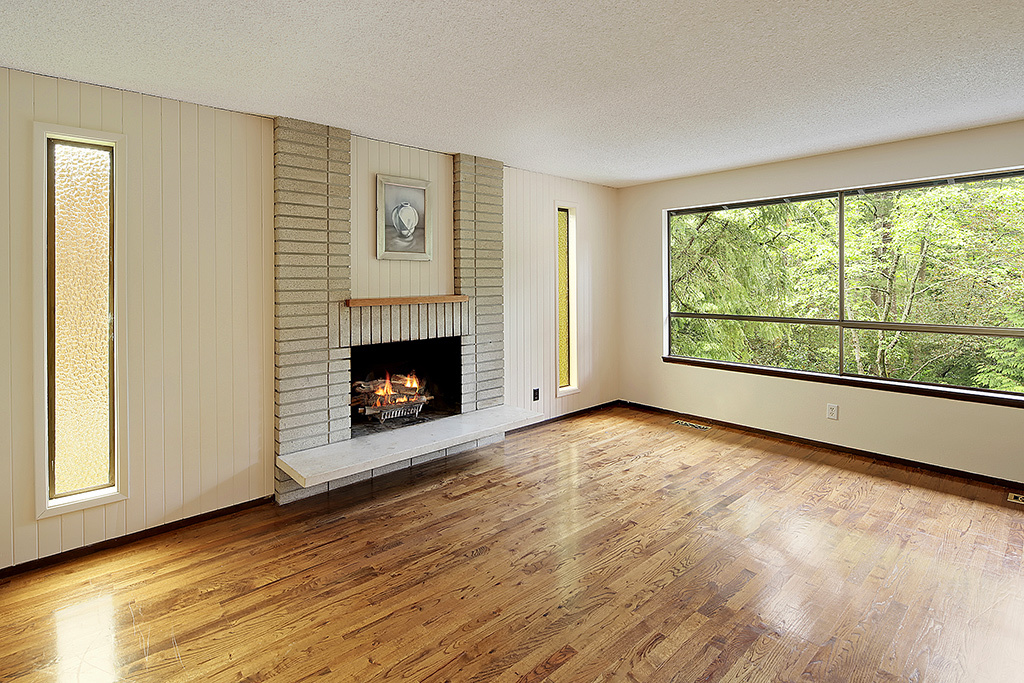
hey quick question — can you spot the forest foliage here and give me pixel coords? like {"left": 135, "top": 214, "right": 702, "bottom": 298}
{"left": 668, "top": 176, "right": 1024, "bottom": 393}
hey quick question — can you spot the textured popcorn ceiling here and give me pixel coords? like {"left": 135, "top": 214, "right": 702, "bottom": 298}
{"left": 2, "top": 0, "right": 1023, "bottom": 186}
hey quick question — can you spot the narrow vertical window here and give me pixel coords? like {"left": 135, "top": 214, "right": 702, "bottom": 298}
{"left": 48, "top": 139, "right": 115, "bottom": 499}
{"left": 557, "top": 206, "right": 577, "bottom": 394}
{"left": 557, "top": 208, "right": 571, "bottom": 388}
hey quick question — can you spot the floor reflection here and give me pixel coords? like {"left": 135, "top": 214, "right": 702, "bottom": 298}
{"left": 54, "top": 594, "right": 117, "bottom": 682}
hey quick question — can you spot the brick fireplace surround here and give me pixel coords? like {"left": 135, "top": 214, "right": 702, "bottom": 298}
{"left": 272, "top": 118, "right": 514, "bottom": 503}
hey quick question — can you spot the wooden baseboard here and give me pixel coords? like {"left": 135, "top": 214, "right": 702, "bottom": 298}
{"left": 506, "top": 400, "right": 622, "bottom": 435}
{"left": 0, "top": 496, "right": 273, "bottom": 580}
{"left": 615, "top": 400, "right": 1024, "bottom": 494}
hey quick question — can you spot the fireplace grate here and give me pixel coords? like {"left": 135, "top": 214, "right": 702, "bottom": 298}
{"left": 367, "top": 403, "right": 426, "bottom": 423}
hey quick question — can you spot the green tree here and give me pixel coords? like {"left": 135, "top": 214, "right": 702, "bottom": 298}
{"left": 669, "top": 175, "right": 1024, "bottom": 394}
{"left": 975, "top": 310, "right": 1024, "bottom": 393}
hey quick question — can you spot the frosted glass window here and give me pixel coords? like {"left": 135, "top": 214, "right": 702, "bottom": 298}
{"left": 49, "top": 139, "right": 114, "bottom": 498}
{"left": 557, "top": 208, "right": 571, "bottom": 389}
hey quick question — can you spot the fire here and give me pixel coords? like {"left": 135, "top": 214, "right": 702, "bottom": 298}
{"left": 373, "top": 372, "right": 421, "bottom": 407}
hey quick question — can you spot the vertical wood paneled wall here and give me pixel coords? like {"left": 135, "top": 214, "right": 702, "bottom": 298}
{"left": 0, "top": 67, "right": 274, "bottom": 570}
{"left": 350, "top": 136, "right": 454, "bottom": 298}
{"left": 503, "top": 167, "right": 620, "bottom": 420}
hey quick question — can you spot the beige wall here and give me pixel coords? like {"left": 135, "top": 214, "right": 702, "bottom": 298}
{"left": 504, "top": 167, "right": 620, "bottom": 418}
{"left": 616, "top": 120, "right": 1024, "bottom": 484}
{"left": 350, "top": 136, "right": 454, "bottom": 298}
{"left": 0, "top": 67, "right": 274, "bottom": 569}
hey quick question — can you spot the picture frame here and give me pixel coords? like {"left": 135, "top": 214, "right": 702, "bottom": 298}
{"left": 377, "top": 174, "right": 432, "bottom": 261}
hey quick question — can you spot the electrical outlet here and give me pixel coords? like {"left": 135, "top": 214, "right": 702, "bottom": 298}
{"left": 1008, "top": 492, "right": 1024, "bottom": 505}
{"left": 826, "top": 403, "right": 839, "bottom": 420}
{"left": 532, "top": 388, "right": 540, "bottom": 401}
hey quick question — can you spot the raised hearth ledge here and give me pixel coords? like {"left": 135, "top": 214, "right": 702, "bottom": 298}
{"left": 345, "top": 294, "right": 469, "bottom": 307}
{"left": 277, "top": 405, "right": 541, "bottom": 488}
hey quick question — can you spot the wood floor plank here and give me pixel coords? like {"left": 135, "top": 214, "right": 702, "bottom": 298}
{"left": 1, "top": 405, "right": 1023, "bottom": 682}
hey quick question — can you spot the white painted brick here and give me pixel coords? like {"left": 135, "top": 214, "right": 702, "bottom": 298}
{"left": 329, "top": 418, "right": 351, "bottom": 433}
{"left": 328, "top": 470, "right": 371, "bottom": 490}
{"left": 275, "top": 374, "right": 328, "bottom": 393}
{"left": 276, "top": 202, "right": 329, "bottom": 219}
{"left": 371, "top": 307, "right": 382, "bottom": 344}
{"left": 446, "top": 440, "right": 479, "bottom": 456}
{"left": 275, "top": 228, "right": 328, "bottom": 243}
{"left": 476, "top": 396, "right": 504, "bottom": 410}
{"left": 277, "top": 384, "right": 329, "bottom": 406}
{"left": 411, "top": 450, "right": 446, "bottom": 466}
{"left": 276, "top": 240, "right": 328, "bottom": 255}
{"left": 476, "top": 367, "right": 503, "bottom": 382}
{"left": 477, "top": 433, "right": 505, "bottom": 448}
{"left": 275, "top": 190, "right": 328, "bottom": 207}
{"left": 276, "top": 482, "right": 328, "bottom": 505}
{"left": 477, "top": 377, "right": 503, "bottom": 392}
{"left": 274, "top": 325, "right": 328, "bottom": 341}
{"left": 275, "top": 477, "right": 302, "bottom": 494}
{"left": 277, "top": 433, "right": 329, "bottom": 455}
{"left": 276, "top": 363, "right": 328, "bottom": 380}
{"left": 276, "top": 315, "right": 328, "bottom": 330}
{"left": 328, "top": 429, "right": 352, "bottom": 443}
{"left": 276, "top": 349, "right": 329, "bottom": 367}
{"left": 339, "top": 306, "right": 351, "bottom": 347}
{"left": 328, "top": 406, "right": 352, "bottom": 420}
{"left": 329, "top": 347, "right": 352, "bottom": 360}
{"left": 273, "top": 139, "right": 327, "bottom": 158}
{"left": 276, "top": 397, "right": 328, "bottom": 418}
{"left": 277, "top": 422, "right": 329, "bottom": 443}
{"left": 373, "top": 460, "right": 411, "bottom": 477}
{"left": 327, "top": 358, "right": 351, "bottom": 372}
{"left": 477, "top": 387, "right": 503, "bottom": 401}
{"left": 276, "top": 410, "right": 327, "bottom": 431}
{"left": 327, "top": 370, "right": 351, "bottom": 387}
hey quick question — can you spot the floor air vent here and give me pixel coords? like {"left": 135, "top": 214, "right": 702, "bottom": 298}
{"left": 672, "top": 420, "right": 711, "bottom": 431}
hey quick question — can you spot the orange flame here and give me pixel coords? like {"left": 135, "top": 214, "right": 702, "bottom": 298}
{"left": 374, "top": 372, "right": 394, "bottom": 407}
{"left": 372, "top": 371, "right": 425, "bottom": 407}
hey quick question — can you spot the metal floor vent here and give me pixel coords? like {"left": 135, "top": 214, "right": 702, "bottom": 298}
{"left": 672, "top": 420, "right": 711, "bottom": 431}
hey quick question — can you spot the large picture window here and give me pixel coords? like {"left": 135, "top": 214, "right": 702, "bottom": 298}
{"left": 666, "top": 170, "right": 1024, "bottom": 404}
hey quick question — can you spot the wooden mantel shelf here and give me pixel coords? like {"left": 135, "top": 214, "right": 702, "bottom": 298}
{"left": 345, "top": 294, "right": 469, "bottom": 307}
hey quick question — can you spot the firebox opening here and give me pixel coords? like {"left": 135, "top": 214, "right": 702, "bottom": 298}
{"left": 350, "top": 336, "right": 462, "bottom": 438}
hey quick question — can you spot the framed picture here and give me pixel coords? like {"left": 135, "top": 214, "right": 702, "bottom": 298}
{"left": 377, "top": 174, "right": 432, "bottom": 261}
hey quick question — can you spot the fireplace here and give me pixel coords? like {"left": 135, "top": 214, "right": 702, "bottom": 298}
{"left": 350, "top": 336, "right": 462, "bottom": 438}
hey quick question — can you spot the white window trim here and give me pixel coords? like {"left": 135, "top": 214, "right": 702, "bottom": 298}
{"left": 555, "top": 201, "right": 580, "bottom": 398}
{"left": 34, "top": 123, "right": 129, "bottom": 519}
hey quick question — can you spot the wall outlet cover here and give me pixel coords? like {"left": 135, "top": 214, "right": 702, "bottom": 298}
{"left": 826, "top": 403, "right": 839, "bottom": 420}
{"left": 533, "top": 388, "right": 540, "bottom": 401}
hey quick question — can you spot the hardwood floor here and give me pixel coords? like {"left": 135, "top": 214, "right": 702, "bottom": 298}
{"left": 2, "top": 404, "right": 1023, "bottom": 682}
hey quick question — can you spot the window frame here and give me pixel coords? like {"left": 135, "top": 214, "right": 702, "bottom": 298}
{"left": 34, "top": 123, "right": 129, "bottom": 519}
{"left": 555, "top": 201, "right": 579, "bottom": 398}
{"left": 663, "top": 167, "right": 1024, "bottom": 409}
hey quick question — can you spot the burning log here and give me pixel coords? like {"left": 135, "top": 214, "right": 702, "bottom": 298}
{"left": 352, "top": 372, "right": 432, "bottom": 422}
